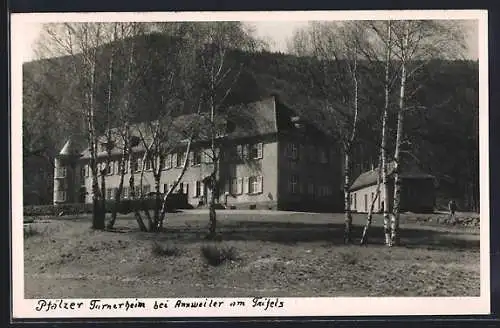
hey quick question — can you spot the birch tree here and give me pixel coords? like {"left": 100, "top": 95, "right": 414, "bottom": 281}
{"left": 358, "top": 21, "right": 398, "bottom": 245}
{"left": 288, "top": 21, "right": 370, "bottom": 243}
{"left": 186, "top": 22, "right": 261, "bottom": 239}
{"left": 373, "top": 20, "right": 466, "bottom": 246}
{"left": 40, "top": 23, "right": 119, "bottom": 229}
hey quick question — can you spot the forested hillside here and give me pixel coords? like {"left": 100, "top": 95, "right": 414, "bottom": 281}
{"left": 22, "top": 33, "right": 479, "bottom": 211}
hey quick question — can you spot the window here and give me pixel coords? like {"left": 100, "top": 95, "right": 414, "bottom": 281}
{"left": 106, "top": 188, "right": 114, "bottom": 200}
{"left": 131, "top": 157, "right": 140, "bottom": 172}
{"left": 191, "top": 150, "right": 202, "bottom": 166}
{"left": 286, "top": 143, "right": 299, "bottom": 160}
{"left": 176, "top": 152, "right": 185, "bottom": 167}
{"left": 145, "top": 156, "right": 152, "bottom": 171}
{"left": 364, "top": 194, "right": 368, "bottom": 212}
{"left": 371, "top": 192, "right": 374, "bottom": 205}
{"left": 248, "top": 176, "right": 263, "bottom": 194}
{"left": 163, "top": 184, "right": 169, "bottom": 194}
{"left": 289, "top": 175, "right": 299, "bottom": 194}
{"left": 55, "top": 190, "right": 67, "bottom": 201}
{"left": 319, "top": 148, "right": 328, "bottom": 164}
{"left": 115, "top": 161, "right": 120, "bottom": 175}
{"left": 250, "top": 143, "right": 263, "bottom": 159}
{"left": 122, "top": 187, "right": 129, "bottom": 199}
{"left": 55, "top": 167, "right": 66, "bottom": 178}
{"left": 204, "top": 149, "right": 214, "bottom": 164}
{"left": 141, "top": 185, "right": 151, "bottom": 196}
{"left": 231, "top": 178, "right": 238, "bottom": 194}
{"left": 354, "top": 193, "right": 357, "bottom": 210}
{"left": 308, "top": 180, "right": 315, "bottom": 195}
{"left": 184, "top": 183, "right": 189, "bottom": 196}
{"left": 195, "top": 181, "right": 202, "bottom": 197}
{"left": 165, "top": 154, "right": 172, "bottom": 169}
{"left": 237, "top": 178, "right": 243, "bottom": 194}
{"left": 236, "top": 145, "right": 243, "bottom": 161}
{"left": 129, "top": 136, "right": 140, "bottom": 147}
{"left": 178, "top": 182, "right": 184, "bottom": 193}
{"left": 85, "top": 164, "right": 89, "bottom": 177}
{"left": 105, "top": 162, "right": 112, "bottom": 175}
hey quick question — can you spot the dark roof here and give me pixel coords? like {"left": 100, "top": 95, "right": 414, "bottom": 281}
{"left": 350, "top": 161, "right": 435, "bottom": 191}
{"left": 58, "top": 138, "right": 81, "bottom": 157}
{"left": 80, "top": 97, "right": 279, "bottom": 159}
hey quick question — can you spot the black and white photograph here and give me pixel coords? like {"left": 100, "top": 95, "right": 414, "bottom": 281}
{"left": 11, "top": 10, "right": 489, "bottom": 318}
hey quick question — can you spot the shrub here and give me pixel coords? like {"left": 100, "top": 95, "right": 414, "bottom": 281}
{"left": 339, "top": 251, "right": 358, "bottom": 265}
{"left": 151, "top": 242, "right": 182, "bottom": 257}
{"left": 24, "top": 193, "right": 191, "bottom": 217}
{"left": 200, "top": 244, "right": 240, "bottom": 266}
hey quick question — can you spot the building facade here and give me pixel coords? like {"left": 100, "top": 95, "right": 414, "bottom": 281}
{"left": 53, "top": 96, "right": 344, "bottom": 212}
{"left": 349, "top": 161, "right": 436, "bottom": 214}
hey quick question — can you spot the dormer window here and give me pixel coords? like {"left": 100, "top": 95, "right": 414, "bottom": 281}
{"left": 99, "top": 141, "right": 115, "bottom": 153}
{"left": 129, "top": 136, "right": 140, "bottom": 148}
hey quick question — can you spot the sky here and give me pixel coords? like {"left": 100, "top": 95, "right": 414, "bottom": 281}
{"left": 18, "top": 20, "right": 479, "bottom": 63}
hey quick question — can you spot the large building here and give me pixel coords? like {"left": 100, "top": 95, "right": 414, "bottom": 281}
{"left": 53, "top": 96, "right": 344, "bottom": 212}
{"left": 349, "top": 161, "right": 436, "bottom": 214}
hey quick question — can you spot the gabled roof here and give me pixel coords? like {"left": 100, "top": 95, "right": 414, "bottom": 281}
{"left": 350, "top": 161, "right": 435, "bottom": 191}
{"left": 80, "top": 96, "right": 281, "bottom": 159}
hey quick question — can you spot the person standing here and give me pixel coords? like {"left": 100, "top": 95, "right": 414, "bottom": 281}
{"left": 448, "top": 199, "right": 457, "bottom": 223}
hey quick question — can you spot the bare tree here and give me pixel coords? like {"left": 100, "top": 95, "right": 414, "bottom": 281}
{"left": 373, "top": 20, "right": 466, "bottom": 246}
{"left": 40, "top": 23, "right": 119, "bottom": 229}
{"left": 357, "top": 20, "right": 398, "bottom": 245}
{"left": 181, "top": 22, "right": 261, "bottom": 239}
{"left": 288, "top": 21, "right": 370, "bottom": 243}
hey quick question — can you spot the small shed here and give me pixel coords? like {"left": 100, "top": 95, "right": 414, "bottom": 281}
{"left": 349, "top": 161, "right": 436, "bottom": 214}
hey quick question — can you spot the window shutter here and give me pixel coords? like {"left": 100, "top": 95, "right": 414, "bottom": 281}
{"left": 200, "top": 182, "right": 205, "bottom": 197}
{"left": 243, "top": 177, "right": 250, "bottom": 194}
{"left": 257, "top": 176, "right": 263, "bottom": 193}
{"left": 257, "top": 143, "right": 263, "bottom": 159}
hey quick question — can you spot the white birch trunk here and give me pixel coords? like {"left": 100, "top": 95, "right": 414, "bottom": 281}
{"left": 382, "top": 22, "right": 392, "bottom": 246}
{"left": 391, "top": 26, "right": 408, "bottom": 247}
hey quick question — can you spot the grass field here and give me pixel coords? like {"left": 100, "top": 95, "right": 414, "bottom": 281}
{"left": 23, "top": 210, "right": 480, "bottom": 298}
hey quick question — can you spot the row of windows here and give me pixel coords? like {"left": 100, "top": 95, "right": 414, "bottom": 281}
{"left": 54, "top": 190, "right": 67, "bottom": 201}
{"left": 103, "top": 176, "right": 264, "bottom": 200}
{"left": 287, "top": 175, "right": 334, "bottom": 197}
{"left": 285, "top": 143, "right": 330, "bottom": 164}
{"left": 82, "top": 143, "right": 264, "bottom": 178}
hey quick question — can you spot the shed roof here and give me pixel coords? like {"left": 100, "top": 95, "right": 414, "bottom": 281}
{"left": 350, "top": 161, "right": 435, "bottom": 191}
